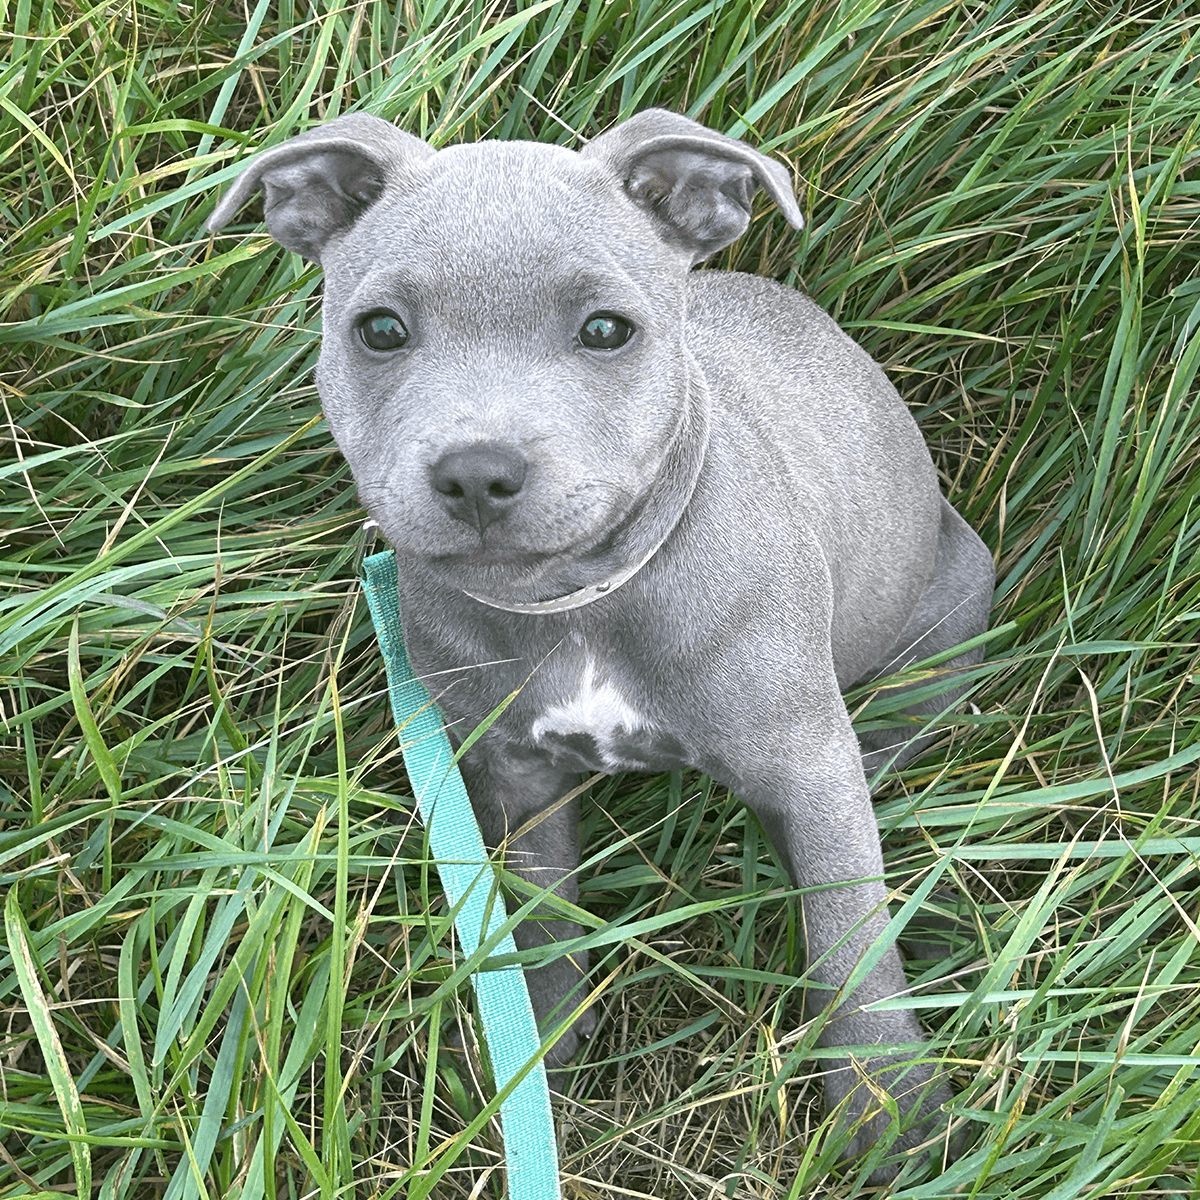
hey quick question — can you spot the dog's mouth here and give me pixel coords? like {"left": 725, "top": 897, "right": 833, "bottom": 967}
{"left": 419, "top": 493, "right": 647, "bottom": 604}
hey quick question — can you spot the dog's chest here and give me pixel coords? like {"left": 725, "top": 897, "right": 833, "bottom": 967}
{"left": 524, "top": 656, "right": 689, "bottom": 774}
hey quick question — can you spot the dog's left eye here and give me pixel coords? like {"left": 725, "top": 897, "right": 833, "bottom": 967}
{"left": 359, "top": 311, "right": 409, "bottom": 351}
{"left": 579, "top": 312, "right": 633, "bottom": 350}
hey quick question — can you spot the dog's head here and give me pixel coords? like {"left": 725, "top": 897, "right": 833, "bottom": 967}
{"left": 208, "top": 111, "right": 802, "bottom": 604}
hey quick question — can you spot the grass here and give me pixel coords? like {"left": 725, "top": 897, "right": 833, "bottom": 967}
{"left": 2, "top": 0, "right": 1199, "bottom": 1196}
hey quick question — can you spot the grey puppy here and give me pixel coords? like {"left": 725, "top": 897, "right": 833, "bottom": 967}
{"left": 208, "top": 109, "right": 993, "bottom": 1178}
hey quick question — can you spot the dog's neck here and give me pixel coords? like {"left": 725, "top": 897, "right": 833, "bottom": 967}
{"left": 464, "top": 355, "right": 711, "bottom": 614}
{"left": 462, "top": 525, "right": 672, "bottom": 614}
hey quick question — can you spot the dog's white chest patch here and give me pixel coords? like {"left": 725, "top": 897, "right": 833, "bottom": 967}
{"left": 531, "top": 659, "right": 649, "bottom": 771}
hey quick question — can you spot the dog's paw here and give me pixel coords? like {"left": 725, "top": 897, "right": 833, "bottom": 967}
{"left": 441, "top": 1002, "right": 595, "bottom": 1092}
{"left": 541, "top": 1002, "right": 597, "bottom": 1091}
{"left": 439, "top": 1020, "right": 471, "bottom": 1060}
{"left": 828, "top": 1056, "right": 960, "bottom": 1182}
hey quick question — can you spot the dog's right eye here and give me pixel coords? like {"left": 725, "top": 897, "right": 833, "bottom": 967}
{"left": 578, "top": 312, "right": 633, "bottom": 350}
{"left": 359, "top": 311, "right": 409, "bottom": 351}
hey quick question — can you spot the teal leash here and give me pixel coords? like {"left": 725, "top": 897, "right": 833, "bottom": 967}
{"left": 361, "top": 550, "right": 562, "bottom": 1200}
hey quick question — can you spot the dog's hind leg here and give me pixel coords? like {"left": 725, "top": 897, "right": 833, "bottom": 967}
{"left": 856, "top": 498, "right": 994, "bottom": 776}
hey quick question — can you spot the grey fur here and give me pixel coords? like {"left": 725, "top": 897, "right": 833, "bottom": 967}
{"left": 208, "top": 109, "right": 994, "bottom": 1181}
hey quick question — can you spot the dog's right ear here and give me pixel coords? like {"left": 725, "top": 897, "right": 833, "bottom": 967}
{"left": 206, "top": 114, "right": 432, "bottom": 263}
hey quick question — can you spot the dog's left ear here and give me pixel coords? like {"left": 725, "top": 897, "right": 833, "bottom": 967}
{"left": 582, "top": 109, "right": 803, "bottom": 264}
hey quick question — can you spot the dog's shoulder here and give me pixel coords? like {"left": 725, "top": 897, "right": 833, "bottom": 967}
{"left": 683, "top": 270, "right": 876, "bottom": 379}
{"left": 682, "top": 269, "right": 903, "bottom": 431}
{"left": 685, "top": 268, "right": 822, "bottom": 315}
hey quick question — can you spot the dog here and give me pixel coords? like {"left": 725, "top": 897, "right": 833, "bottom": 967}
{"left": 208, "top": 109, "right": 994, "bottom": 1179}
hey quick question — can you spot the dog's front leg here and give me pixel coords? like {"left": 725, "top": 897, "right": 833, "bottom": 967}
{"left": 736, "top": 722, "right": 954, "bottom": 1177}
{"left": 457, "top": 749, "right": 595, "bottom": 1071}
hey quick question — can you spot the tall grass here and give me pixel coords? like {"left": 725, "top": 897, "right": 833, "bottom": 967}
{"left": 2, "top": 1, "right": 1198, "bottom": 1197}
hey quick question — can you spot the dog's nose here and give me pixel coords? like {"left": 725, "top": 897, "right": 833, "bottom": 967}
{"left": 430, "top": 442, "right": 529, "bottom": 533}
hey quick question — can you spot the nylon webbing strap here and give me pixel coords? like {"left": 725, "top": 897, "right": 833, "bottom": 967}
{"left": 361, "top": 550, "right": 561, "bottom": 1199}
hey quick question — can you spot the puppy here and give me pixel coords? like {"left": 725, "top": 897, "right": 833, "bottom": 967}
{"left": 208, "top": 108, "right": 993, "bottom": 1177}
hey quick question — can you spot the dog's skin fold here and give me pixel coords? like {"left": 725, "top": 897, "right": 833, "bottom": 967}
{"left": 208, "top": 109, "right": 994, "bottom": 1181}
